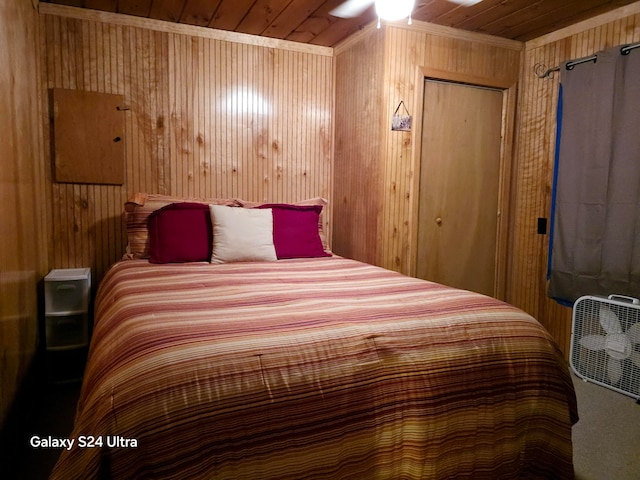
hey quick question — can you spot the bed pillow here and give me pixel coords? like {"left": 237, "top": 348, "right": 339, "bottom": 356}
{"left": 235, "top": 197, "right": 331, "bottom": 254}
{"left": 123, "top": 193, "right": 236, "bottom": 260}
{"left": 148, "top": 203, "right": 212, "bottom": 263}
{"left": 209, "top": 205, "right": 277, "bottom": 264}
{"left": 257, "top": 204, "right": 332, "bottom": 259}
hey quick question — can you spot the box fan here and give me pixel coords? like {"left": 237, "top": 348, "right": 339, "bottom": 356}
{"left": 571, "top": 295, "right": 640, "bottom": 400}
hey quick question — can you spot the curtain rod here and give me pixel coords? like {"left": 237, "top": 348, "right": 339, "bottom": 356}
{"left": 621, "top": 43, "right": 640, "bottom": 55}
{"left": 535, "top": 42, "right": 640, "bottom": 79}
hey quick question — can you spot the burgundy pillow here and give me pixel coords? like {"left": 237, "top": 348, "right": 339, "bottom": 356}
{"left": 257, "top": 204, "right": 331, "bottom": 259}
{"left": 148, "top": 203, "right": 212, "bottom": 263}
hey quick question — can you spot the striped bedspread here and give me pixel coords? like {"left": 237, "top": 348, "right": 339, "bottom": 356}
{"left": 51, "top": 256, "right": 577, "bottom": 479}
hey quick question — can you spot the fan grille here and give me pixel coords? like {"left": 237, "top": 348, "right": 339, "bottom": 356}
{"left": 571, "top": 296, "right": 640, "bottom": 399}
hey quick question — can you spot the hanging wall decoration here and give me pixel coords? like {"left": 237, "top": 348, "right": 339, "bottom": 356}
{"left": 391, "top": 101, "right": 412, "bottom": 131}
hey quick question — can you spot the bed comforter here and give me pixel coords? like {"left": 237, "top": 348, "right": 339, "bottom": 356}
{"left": 51, "top": 256, "right": 578, "bottom": 479}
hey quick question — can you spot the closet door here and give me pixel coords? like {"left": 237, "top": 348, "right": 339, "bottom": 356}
{"left": 416, "top": 79, "right": 503, "bottom": 297}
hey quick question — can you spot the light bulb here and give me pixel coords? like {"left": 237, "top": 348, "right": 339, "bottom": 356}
{"left": 375, "top": 0, "right": 415, "bottom": 22}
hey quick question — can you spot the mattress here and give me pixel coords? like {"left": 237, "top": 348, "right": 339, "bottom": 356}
{"left": 50, "top": 256, "right": 577, "bottom": 479}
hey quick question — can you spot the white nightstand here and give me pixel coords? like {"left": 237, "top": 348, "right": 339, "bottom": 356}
{"left": 44, "top": 268, "right": 91, "bottom": 383}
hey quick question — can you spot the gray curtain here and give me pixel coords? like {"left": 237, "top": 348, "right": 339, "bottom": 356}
{"left": 548, "top": 45, "right": 640, "bottom": 304}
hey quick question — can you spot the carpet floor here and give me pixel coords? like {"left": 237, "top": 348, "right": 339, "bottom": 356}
{"left": 572, "top": 371, "right": 640, "bottom": 480}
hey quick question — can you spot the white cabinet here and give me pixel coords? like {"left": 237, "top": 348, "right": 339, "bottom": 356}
{"left": 44, "top": 268, "right": 91, "bottom": 382}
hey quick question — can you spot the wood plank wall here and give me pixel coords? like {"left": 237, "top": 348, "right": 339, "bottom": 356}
{"left": 333, "top": 28, "right": 385, "bottom": 265}
{"left": 39, "top": 7, "right": 334, "bottom": 287}
{"left": 509, "top": 5, "right": 640, "bottom": 355}
{"left": 0, "top": 0, "right": 46, "bottom": 429}
{"left": 382, "top": 26, "right": 522, "bottom": 276}
{"left": 333, "top": 23, "right": 521, "bottom": 274}
{"left": 335, "top": 6, "right": 640, "bottom": 359}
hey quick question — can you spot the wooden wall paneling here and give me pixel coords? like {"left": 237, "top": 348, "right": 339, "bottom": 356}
{"left": 285, "top": 49, "right": 298, "bottom": 201}
{"left": 509, "top": 9, "right": 640, "bottom": 356}
{"left": 217, "top": 38, "right": 227, "bottom": 197}
{"left": 333, "top": 22, "right": 522, "bottom": 276}
{"left": 174, "top": 32, "right": 193, "bottom": 197}
{"left": 247, "top": 44, "right": 265, "bottom": 200}
{"left": 122, "top": 27, "right": 136, "bottom": 194}
{"left": 208, "top": 35, "right": 219, "bottom": 198}
{"left": 163, "top": 28, "right": 176, "bottom": 192}
{"left": 42, "top": 14, "right": 54, "bottom": 271}
{"left": 284, "top": 48, "right": 299, "bottom": 201}
{"left": 167, "top": 32, "right": 180, "bottom": 195}
{"left": 225, "top": 40, "right": 239, "bottom": 198}
{"left": 298, "top": 50, "right": 329, "bottom": 202}
{"left": 269, "top": 47, "right": 282, "bottom": 201}
{"left": 232, "top": 41, "right": 249, "bottom": 198}
{"left": 1, "top": 0, "right": 46, "bottom": 429}
{"left": 509, "top": 40, "right": 572, "bottom": 353}
{"left": 40, "top": 9, "right": 333, "bottom": 286}
{"left": 155, "top": 29, "right": 171, "bottom": 193}
{"left": 333, "top": 27, "right": 385, "bottom": 265}
{"left": 297, "top": 50, "right": 312, "bottom": 200}
{"left": 285, "top": 49, "right": 301, "bottom": 201}
{"left": 308, "top": 50, "right": 330, "bottom": 203}
{"left": 267, "top": 46, "right": 278, "bottom": 201}
{"left": 319, "top": 52, "right": 335, "bottom": 216}
{"left": 132, "top": 27, "right": 145, "bottom": 190}
{"left": 124, "top": 28, "right": 138, "bottom": 191}
{"left": 508, "top": 42, "right": 559, "bottom": 317}
{"left": 194, "top": 34, "right": 208, "bottom": 198}
{"left": 198, "top": 36, "right": 211, "bottom": 199}
{"left": 226, "top": 40, "right": 240, "bottom": 197}
{"left": 129, "top": 25, "right": 165, "bottom": 195}
{"left": 380, "top": 26, "right": 418, "bottom": 272}
{"left": 241, "top": 43, "right": 255, "bottom": 200}
{"left": 385, "top": 26, "right": 414, "bottom": 273}
{"left": 279, "top": 48, "right": 295, "bottom": 201}
{"left": 381, "top": 23, "right": 521, "bottom": 276}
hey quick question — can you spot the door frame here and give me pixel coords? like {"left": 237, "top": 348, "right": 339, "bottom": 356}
{"left": 409, "top": 66, "right": 518, "bottom": 300}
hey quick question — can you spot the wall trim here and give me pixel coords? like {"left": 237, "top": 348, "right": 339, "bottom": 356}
{"left": 335, "top": 18, "right": 524, "bottom": 54}
{"left": 39, "top": 3, "right": 334, "bottom": 57}
{"left": 389, "top": 19, "right": 523, "bottom": 51}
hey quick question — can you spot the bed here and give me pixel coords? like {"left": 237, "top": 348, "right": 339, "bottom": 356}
{"left": 50, "top": 194, "right": 578, "bottom": 479}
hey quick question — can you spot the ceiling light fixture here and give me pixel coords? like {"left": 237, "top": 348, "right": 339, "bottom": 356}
{"left": 375, "top": 0, "right": 415, "bottom": 28}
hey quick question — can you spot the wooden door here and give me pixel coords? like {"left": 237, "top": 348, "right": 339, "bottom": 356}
{"left": 416, "top": 79, "right": 503, "bottom": 296}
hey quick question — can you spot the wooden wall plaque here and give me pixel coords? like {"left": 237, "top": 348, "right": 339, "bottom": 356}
{"left": 52, "top": 88, "right": 125, "bottom": 185}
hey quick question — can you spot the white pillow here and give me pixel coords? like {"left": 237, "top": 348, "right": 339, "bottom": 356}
{"left": 209, "top": 205, "right": 277, "bottom": 264}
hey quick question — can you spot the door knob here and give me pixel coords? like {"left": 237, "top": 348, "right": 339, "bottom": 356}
{"left": 435, "top": 217, "right": 443, "bottom": 226}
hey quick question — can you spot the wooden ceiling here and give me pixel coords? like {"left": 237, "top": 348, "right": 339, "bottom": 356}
{"left": 40, "top": 0, "right": 640, "bottom": 47}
